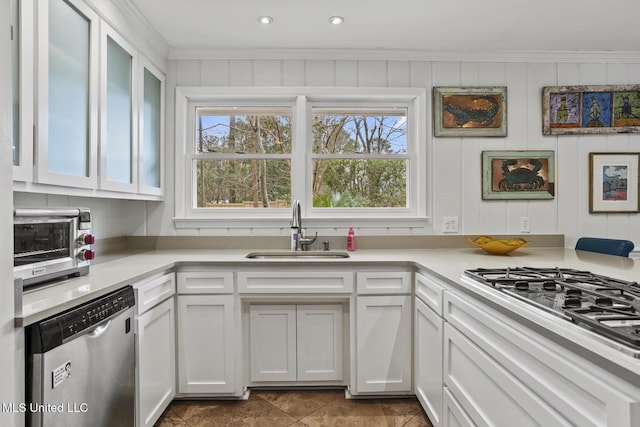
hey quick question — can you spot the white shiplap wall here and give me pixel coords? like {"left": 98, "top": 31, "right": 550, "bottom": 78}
{"left": 15, "top": 56, "right": 640, "bottom": 248}
{"left": 146, "top": 57, "right": 640, "bottom": 248}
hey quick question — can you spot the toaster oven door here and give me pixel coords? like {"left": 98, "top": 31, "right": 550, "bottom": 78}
{"left": 14, "top": 218, "right": 77, "bottom": 286}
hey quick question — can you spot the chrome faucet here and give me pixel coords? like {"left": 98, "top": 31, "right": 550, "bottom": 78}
{"left": 290, "top": 200, "right": 317, "bottom": 250}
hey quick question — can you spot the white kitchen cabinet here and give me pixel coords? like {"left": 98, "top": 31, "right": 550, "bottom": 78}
{"left": 444, "top": 289, "right": 640, "bottom": 427}
{"left": 249, "top": 303, "right": 344, "bottom": 383}
{"left": 442, "top": 387, "right": 475, "bottom": 427}
{"left": 99, "top": 23, "right": 137, "bottom": 192}
{"left": 11, "top": 0, "right": 34, "bottom": 183}
{"left": 35, "top": 0, "right": 99, "bottom": 188}
{"left": 176, "top": 294, "right": 242, "bottom": 396}
{"left": 177, "top": 270, "right": 234, "bottom": 294}
{"left": 138, "top": 57, "right": 164, "bottom": 195}
{"left": 356, "top": 271, "right": 411, "bottom": 294}
{"left": 249, "top": 304, "right": 296, "bottom": 382}
{"left": 415, "top": 298, "right": 444, "bottom": 426}
{"left": 238, "top": 270, "right": 353, "bottom": 294}
{"left": 133, "top": 272, "right": 176, "bottom": 427}
{"left": 414, "top": 271, "right": 446, "bottom": 427}
{"left": 354, "top": 294, "right": 412, "bottom": 394}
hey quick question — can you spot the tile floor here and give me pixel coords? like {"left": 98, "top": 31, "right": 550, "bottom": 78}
{"left": 155, "top": 389, "right": 433, "bottom": 427}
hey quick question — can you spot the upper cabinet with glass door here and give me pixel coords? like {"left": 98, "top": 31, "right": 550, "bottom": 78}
{"left": 99, "top": 24, "right": 137, "bottom": 192}
{"left": 138, "top": 58, "right": 165, "bottom": 196}
{"left": 23, "top": 0, "right": 165, "bottom": 198}
{"left": 35, "top": 0, "right": 99, "bottom": 188}
{"left": 11, "top": 0, "right": 34, "bottom": 182}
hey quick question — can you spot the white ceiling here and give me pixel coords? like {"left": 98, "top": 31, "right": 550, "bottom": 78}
{"left": 130, "top": 0, "right": 639, "bottom": 55}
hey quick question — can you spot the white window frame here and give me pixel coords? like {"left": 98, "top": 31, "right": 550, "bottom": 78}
{"left": 174, "top": 87, "right": 428, "bottom": 230}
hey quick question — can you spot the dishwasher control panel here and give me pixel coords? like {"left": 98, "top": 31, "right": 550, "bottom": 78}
{"left": 26, "top": 286, "right": 135, "bottom": 353}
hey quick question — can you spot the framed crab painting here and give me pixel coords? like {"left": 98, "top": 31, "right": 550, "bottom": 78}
{"left": 482, "top": 150, "right": 555, "bottom": 200}
{"left": 433, "top": 86, "right": 507, "bottom": 137}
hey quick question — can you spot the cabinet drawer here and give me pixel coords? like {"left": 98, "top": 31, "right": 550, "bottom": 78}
{"left": 238, "top": 271, "right": 353, "bottom": 293}
{"left": 415, "top": 271, "right": 445, "bottom": 316}
{"left": 177, "top": 271, "right": 234, "bottom": 294}
{"left": 356, "top": 271, "right": 411, "bottom": 294}
{"left": 445, "top": 291, "right": 640, "bottom": 427}
{"left": 134, "top": 272, "right": 176, "bottom": 315}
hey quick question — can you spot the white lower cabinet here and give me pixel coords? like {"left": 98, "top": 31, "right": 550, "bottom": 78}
{"left": 414, "top": 271, "right": 446, "bottom": 427}
{"left": 442, "top": 387, "right": 475, "bottom": 427}
{"left": 133, "top": 273, "right": 176, "bottom": 427}
{"left": 249, "top": 304, "right": 344, "bottom": 383}
{"left": 444, "top": 290, "right": 640, "bottom": 427}
{"left": 354, "top": 295, "right": 412, "bottom": 394}
{"left": 415, "top": 298, "right": 443, "bottom": 426}
{"left": 136, "top": 298, "right": 175, "bottom": 427}
{"left": 177, "top": 294, "right": 242, "bottom": 395}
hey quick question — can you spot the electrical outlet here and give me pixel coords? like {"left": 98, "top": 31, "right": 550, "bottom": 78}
{"left": 443, "top": 216, "right": 459, "bottom": 233}
{"left": 520, "top": 216, "right": 531, "bottom": 233}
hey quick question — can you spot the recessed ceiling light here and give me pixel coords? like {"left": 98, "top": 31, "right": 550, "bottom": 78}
{"left": 258, "top": 16, "right": 273, "bottom": 24}
{"left": 328, "top": 16, "right": 344, "bottom": 25}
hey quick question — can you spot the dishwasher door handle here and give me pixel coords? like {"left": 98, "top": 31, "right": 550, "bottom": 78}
{"left": 87, "top": 319, "right": 112, "bottom": 339}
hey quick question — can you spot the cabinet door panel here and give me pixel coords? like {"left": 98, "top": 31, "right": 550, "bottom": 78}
{"left": 444, "top": 323, "right": 570, "bottom": 427}
{"left": 139, "top": 59, "right": 164, "bottom": 195}
{"left": 415, "top": 298, "right": 443, "bottom": 427}
{"left": 37, "top": 0, "right": 99, "bottom": 187}
{"left": 297, "top": 304, "right": 343, "bottom": 381}
{"left": 356, "top": 295, "right": 412, "bottom": 393}
{"left": 443, "top": 387, "right": 475, "bottom": 427}
{"left": 177, "top": 295, "right": 236, "bottom": 393}
{"left": 136, "top": 298, "right": 175, "bottom": 427}
{"left": 100, "top": 25, "right": 137, "bottom": 192}
{"left": 249, "top": 305, "right": 297, "bottom": 382}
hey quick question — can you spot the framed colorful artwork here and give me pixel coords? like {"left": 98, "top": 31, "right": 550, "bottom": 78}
{"left": 589, "top": 152, "right": 640, "bottom": 213}
{"left": 433, "top": 86, "right": 507, "bottom": 137}
{"left": 482, "top": 150, "right": 555, "bottom": 200}
{"left": 543, "top": 85, "right": 640, "bottom": 135}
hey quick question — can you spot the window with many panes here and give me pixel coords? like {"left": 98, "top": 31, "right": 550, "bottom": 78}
{"left": 175, "top": 88, "right": 426, "bottom": 228}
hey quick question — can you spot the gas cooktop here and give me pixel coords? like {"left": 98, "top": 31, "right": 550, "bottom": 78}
{"left": 462, "top": 267, "right": 640, "bottom": 355}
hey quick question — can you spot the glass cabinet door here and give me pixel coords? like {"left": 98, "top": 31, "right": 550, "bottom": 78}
{"left": 99, "top": 25, "right": 137, "bottom": 192}
{"left": 36, "top": 0, "right": 99, "bottom": 188}
{"left": 139, "top": 58, "right": 164, "bottom": 195}
{"left": 11, "top": 0, "right": 19, "bottom": 167}
{"left": 12, "top": 0, "right": 34, "bottom": 183}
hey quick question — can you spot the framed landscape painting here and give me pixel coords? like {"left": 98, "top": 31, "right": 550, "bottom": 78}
{"left": 589, "top": 152, "right": 640, "bottom": 213}
{"left": 543, "top": 85, "right": 640, "bottom": 135}
{"left": 433, "top": 86, "right": 507, "bottom": 137}
{"left": 482, "top": 151, "right": 555, "bottom": 200}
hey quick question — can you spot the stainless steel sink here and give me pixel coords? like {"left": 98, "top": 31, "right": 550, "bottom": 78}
{"left": 245, "top": 250, "right": 350, "bottom": 259}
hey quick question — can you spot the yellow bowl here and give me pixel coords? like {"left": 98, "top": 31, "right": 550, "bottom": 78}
{"left": 467, "top": 236, "right": 528, "bottom": 255}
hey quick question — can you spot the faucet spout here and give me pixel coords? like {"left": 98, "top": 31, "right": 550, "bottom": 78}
{"left": 291, "top": 200, "right": 301, "bottom": 229}
{"left": 291, "top": 200, "right": 302, "bottom": 250}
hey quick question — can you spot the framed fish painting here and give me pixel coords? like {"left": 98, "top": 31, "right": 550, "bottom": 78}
{"left": 433, "top": 86, "right": 507, "bottom": 137}
{"left": 543, "top": 85, "right": 640, "bottom": 135}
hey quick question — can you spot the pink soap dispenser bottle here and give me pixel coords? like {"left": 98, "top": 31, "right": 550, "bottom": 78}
{"left": 347, "top": 227, "right": 356, "bottom": 251}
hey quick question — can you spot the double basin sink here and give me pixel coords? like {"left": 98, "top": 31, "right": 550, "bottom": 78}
{"left": 245, "top": 250, "right": 350, "bottom": 259}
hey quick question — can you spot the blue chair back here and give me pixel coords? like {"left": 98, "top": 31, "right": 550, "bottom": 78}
{"left": 575, "top": 237, "right": 634, "bottom": 257}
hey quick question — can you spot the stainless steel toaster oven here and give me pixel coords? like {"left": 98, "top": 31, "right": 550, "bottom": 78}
{"left": 14, "top": 207, "right": 95, "bottom": 288}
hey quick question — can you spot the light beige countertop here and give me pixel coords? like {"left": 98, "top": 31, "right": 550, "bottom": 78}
{"left": 19, "top": 247, "right": 639, "bottom": 326}
{"left": 17, "top": 246, "right": 640, "bottom": 380}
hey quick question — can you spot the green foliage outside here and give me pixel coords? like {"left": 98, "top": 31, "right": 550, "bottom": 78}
{"left": 196, "top": 111, "right": 407, "bottom": 208}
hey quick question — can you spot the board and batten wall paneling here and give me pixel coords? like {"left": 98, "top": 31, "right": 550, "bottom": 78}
{"left": 22, "top": 56, "right": 638, "bottom": 248}
{"left": 154, "top": 57, "right": 640, "bottom": 247}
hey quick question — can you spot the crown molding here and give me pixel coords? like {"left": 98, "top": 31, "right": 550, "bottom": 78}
{"left": 168, "top": 47, "right": 640, "bottom": 64}
{"left": 103, "top": 0, "right": 170, "bottom": 70}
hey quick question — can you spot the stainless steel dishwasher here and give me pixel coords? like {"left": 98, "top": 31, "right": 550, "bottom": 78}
{"left": 25, "top": 286, "right": 136, "bottom": 427}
